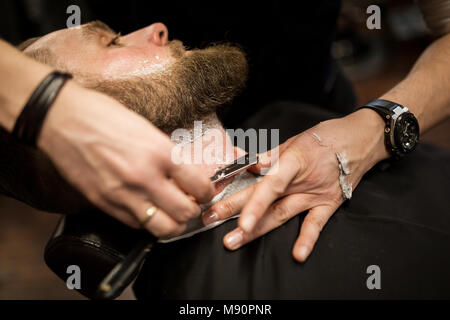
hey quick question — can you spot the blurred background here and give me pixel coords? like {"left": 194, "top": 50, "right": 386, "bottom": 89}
{"left": 0, "top": 0, "right": 449, "bottom": 299}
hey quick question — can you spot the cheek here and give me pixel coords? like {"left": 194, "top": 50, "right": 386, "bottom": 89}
{"left": 100, "top": 48, "right": 171, "bottom": 78}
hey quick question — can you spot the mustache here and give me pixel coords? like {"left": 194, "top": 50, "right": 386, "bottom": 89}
{"left": 168, "top": 40, "right": 186, "bottom": 59}
{"left": 84, "top": 43, "right": 248, "bottom": 133}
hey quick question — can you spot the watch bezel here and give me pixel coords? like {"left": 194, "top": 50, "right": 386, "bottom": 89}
{"left": 358, "top": 99, "right": 420, "bottom": 159}
{"left": 393, "top": 112, "right": 420, "bottom": 154}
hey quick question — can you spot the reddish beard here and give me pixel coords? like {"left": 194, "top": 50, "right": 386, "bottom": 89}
{"left": 85, "top": 43, "right": 248, "bottom": 133}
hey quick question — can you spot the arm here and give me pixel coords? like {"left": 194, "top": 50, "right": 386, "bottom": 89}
{"left": 380, "top": 33, "right": 450, "bottom": 133}
{"left": 0, "top": 39, "right": 214, "bottom": 237}
{"left": 0, "top": 40, "right": 52, "bottom": 131}
{"left": 387, "top": 0, "right": 450, "bottom": 132}
{"left": 204, "top": 12, "right": 450, "bottom": 262}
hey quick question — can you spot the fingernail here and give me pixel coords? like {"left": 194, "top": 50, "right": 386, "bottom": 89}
{"left": 225, "top": 230, "right": 243, "bottom": 250}
{"left": 297, "top": 246, "right": 309, "bottom": 262}
{"left": 241, "top": 215, "right": 256, "bottom": 233}
{"left": 203, "top": 211, "right": 218, "bottom": 225}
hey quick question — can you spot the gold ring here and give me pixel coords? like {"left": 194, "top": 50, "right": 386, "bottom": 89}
{"left": 141, "top": 206, "right": 158, "bottom": 226}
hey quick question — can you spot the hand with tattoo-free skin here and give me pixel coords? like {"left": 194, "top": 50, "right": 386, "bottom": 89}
{"left": 38, "top": 82, "right": 215, "bottom": 238}
{"left": 202, "top": 109, "right": 390, "bottom": 262}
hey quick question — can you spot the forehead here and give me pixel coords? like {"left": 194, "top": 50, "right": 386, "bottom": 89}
{"left": 25, "top": 21, "right": 115, "bottom": 53}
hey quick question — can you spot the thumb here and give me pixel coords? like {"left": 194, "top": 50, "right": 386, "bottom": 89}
{"left": 248, "top": 150, "right": 274, "bottom": 174}
{"left": 249, "top": 141, "right": 290, "bottom": 174}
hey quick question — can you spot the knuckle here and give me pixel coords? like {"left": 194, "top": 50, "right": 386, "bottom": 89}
{"left": 197, "top": 186, "right": 209, "bottom": 200}
{"left": 304, "top": 214, "right": 326, "bottom": 233}
{"left": 94, "top": 179, "right": 115, "bottom": 198}
{"left": 176, "top": 204, "right": 200, "bottom": 222}
{"left": 331, "top": 191, "right": 344, "bottom": 206}
{"left": 196, "top": 172, "right": 209, "bottom": 186}
{"left": 216, "top": 200, "right": 235, "bottom": 218}
{"left": 169, "top": 162, "right": 183, "bottom": 176}
{"left": 203, "top": 181, "right": 215, "bottom": 198}
{"left": 85, "top": 189, "right": 102, "bottom": 205}
{"left": 171, "top": 212, "right": 189, "bottom": 224}
{"left": 249, "top": 222, "right": 264, "bottom": 238}
{"left": 122, "top": 166, "right": 148, "bottom": 187}
{"left": 185, "top": 202, "right": 201, "bottom": 218}
{"left": 267, "top": 175, "right": 286, "bottom": 196}
{"left": 272, "top": 201, "right": 291, "bottom": 224}
{"left": 196, "top": 183, "right": 214, "bottom": 202}
{"left": 125, "top": 157, "right": 162, "bottom": 188}
{"left": 252, "top": 197, "right": 269, "bottom": 213}
{"left": 289, "top": 148, "right": 308, "bottom": 173}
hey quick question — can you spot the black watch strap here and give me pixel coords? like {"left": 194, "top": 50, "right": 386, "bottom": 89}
{"left": 357, "top": 99, "right": 407, "bottom": 159}
{"left": 357, "top": 99, "right": 403, "bottom": 116}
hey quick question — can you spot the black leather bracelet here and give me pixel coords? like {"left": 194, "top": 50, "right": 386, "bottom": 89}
{"left": 12, "top": 71, "right": 72, "bottom": 147}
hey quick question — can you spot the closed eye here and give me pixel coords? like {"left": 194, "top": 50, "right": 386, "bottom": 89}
{"left": 107, "top": 33, "right": 122, "bottom": 47}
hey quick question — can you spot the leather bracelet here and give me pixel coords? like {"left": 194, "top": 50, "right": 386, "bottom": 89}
{"left": 12, "top": 71, "right": 73, "bottom": 147}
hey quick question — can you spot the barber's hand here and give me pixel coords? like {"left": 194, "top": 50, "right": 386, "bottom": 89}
{"left": 38, "top": 82, "right": 214, "bottom": 238}
{"left": 202, "top": 109, "right": 389, "bottom": 262}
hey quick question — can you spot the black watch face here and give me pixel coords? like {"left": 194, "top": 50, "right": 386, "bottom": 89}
{"left": 394, "top": 113, "right": 419, "bottom": 153}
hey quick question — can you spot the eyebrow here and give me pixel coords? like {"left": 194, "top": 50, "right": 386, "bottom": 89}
{"left": 82, "top": 20, "right": 117, "bottom": 40}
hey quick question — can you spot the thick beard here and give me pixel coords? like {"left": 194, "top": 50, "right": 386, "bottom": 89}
{"left": 84, "top": 43, "right": 248, "bottom": 134}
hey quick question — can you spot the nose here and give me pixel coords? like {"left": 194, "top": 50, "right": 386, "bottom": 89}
{"left": 147, "top": 22, "right": 169, "bottom": 46}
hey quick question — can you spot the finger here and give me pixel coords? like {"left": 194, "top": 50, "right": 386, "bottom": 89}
{"left": 223, "top": 194, "right": 311, "bottom": 250}
{"left": 292, "top": 205, "right": 335, "bottom": 263}
{"left": 249, "top": 138, "right": 296, "bottom": 174}
{"left": 239, "top": 150, "right": 304, "bottom": 233}
{"left": 147, "top": 177, "right": 203, "bottom": 223}
{"left": 202, "top": 184, "right": 256, "bottom": 225}
{"left": 135, "top": 202, "right": 187, "bottom": 239}
{"left": 169, "top": 162, "right": 214, "bottom": 204}
{"left": 103, "top": 191, "right": 187, "bottom": 238}
{"left": 249, "top": 148, "right": 278, "bottom": 174}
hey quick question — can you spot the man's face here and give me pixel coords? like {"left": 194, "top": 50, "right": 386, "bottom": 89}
{"left": 25, "top": 21, "right": 248, "bottom": 134}
{"left": 26, "top": 21, "right": 183, "bottom": 79}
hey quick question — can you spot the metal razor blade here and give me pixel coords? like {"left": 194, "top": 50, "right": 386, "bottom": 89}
{"left": 210, "top": 154, "right": 259, "bottom": 184}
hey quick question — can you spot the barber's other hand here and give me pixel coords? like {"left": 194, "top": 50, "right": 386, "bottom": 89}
{"left": 203, "top": 109, "right": 389, "bottom": 262}
{"left": 38, "top": 81, "right": 214, "bottom": 238}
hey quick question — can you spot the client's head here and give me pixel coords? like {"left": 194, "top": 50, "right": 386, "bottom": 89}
{"left": 20, "top": 21, "right": 248, "bottom": 133}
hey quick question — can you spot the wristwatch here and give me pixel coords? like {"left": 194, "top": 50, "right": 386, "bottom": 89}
{"left": 358, "top": 99, "right": 420, "bottom": 159}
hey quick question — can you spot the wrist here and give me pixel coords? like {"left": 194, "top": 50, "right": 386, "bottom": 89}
{"left": 37, "top": 80, "right": 83, "bottom": 153}
{"left": 344, "top": 108, "right": 391, "bottom": 170}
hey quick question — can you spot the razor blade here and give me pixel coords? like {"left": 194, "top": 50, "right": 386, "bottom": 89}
{"left": 210, "top": 154, "right": 259, "bottom": 184}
